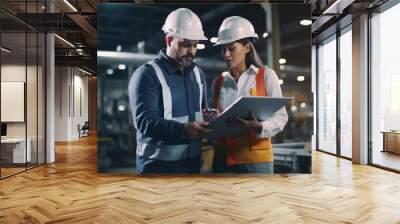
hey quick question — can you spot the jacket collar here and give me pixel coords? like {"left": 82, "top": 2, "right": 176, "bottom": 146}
{"left": 158, "top": 49, "right": 196, "bottom": 74}
{"left": 223, "top": 64, "right": 259, "bottom": 78}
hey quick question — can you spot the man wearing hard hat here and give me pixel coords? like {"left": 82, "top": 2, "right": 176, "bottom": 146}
{"left": 128, "top": 8, "right": 210, "bottom": 174}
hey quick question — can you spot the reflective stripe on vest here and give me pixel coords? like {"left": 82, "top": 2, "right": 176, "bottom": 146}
{"left": 148, "top": 61, "right": 173, "bottom": 119}
{"left": 149, "top": 61, "right": 203, "bottom": 121}
{"left": 214, "top": 67, "right": 273, "bottom": 165}
{"left": 193, "top": 66, "right": 204, "bottom": 122}
{"left": 193, "top": 66, "right": 203, "bottom": 114}
{"left": 136, "top": 61, "right": 203, "bottom": 161}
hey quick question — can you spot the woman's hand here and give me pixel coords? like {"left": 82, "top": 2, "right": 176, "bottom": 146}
{"left": 227, "top": 113, "right": 263, "bottom": 134}
{"left": 203, "top": 108, "right": 220, "bottom": 122}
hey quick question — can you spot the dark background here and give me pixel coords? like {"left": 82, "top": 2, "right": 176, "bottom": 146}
{"left": 97, "top": 3, "right": 312, "bottom": 173}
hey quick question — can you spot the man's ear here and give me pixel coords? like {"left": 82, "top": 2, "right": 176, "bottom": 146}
{"left": 166, "top": 36, "right": 174, "bottom": 47}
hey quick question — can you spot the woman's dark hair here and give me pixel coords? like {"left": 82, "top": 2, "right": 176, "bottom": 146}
{"left": 237, "top": 38, "right": 264, "bottom": 68}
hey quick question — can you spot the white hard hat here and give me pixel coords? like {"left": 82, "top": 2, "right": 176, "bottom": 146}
{"left": 214, "top": 16, "right": 258, "bottom": 46}
{"left": 162, "top": 8, "right": 208, "bottom": 41}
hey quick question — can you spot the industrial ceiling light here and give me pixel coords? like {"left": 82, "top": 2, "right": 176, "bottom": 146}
{"left": 137, "top": 41, "right": 145, "bottom": 49}
{"left": 118, "top": 105, "right": 126, "bottom": 112}
{"left": 210, "top": 37, "right": 218, "bottom": 43}
{"left": 297, "top": 75, "right": 305, "bottom": 82}
{"left": 262, "top": 32, "right": 269, "bottom": 38}
{"left": 279, "top": 58, "right": 287, "bottom": 65}
{"left": 323, "top": 0, "right": 341, "bottom": 14}
{"left": 300, "top": 102, "right": 307, "bottom": 108}
{"left": 1, "top": 47, "right": 11, "bottom": 53}
{"left": 300, "top": 19, "right": 312, "bottom": 26}
{"left": 63, "top": 0, "right": 78, "bottom": 12}
{"left": 322, "top": 0, "right": 353, "bottom": 15}
{"left": 279, "top": 79, "right": 284, "bottom": 85}
{"left": 118, "top": 64, "right": 126, "bottom": 70}
{"left": 197, "top": 44, "right": 205, "bottom": 50}
{"left": 116, "top": 45, "right": 122, "bottom": 52}
{"left": 106, "top": 69, "right": 114, "bottom": 75}
{"left": 290, "top": 105, "right": 298, "bottom": 112}
{"left": 78, "top": 67, "right": 92, "bottom": 76}
{"left": 54, "top": 34, "right": 75, "bottom": 48}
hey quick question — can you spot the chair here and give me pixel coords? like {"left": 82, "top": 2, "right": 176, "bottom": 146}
{"left": 78, "top": 121, "right": 90, "bottom": 138}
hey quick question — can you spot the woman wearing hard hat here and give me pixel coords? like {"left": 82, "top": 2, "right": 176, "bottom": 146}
{"left": 208, "top": 16, "right": 288, "bottom": 174}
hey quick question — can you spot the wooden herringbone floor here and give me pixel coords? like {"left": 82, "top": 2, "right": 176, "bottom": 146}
{"left": 1, "top": 135, "right": 400, "bottom": 224}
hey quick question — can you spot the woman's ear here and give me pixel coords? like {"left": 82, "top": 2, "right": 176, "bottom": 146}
{"left": 245, "top": 43, "right": 251, "bottom": 54}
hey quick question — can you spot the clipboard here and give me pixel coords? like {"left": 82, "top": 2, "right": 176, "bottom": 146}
{"left": 206, "top": 96, "right": 293, "bottom": 139}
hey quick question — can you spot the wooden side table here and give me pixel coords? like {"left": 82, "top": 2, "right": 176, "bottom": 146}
{"left": 381, "top": 131, "right": 400, "bottom": 154}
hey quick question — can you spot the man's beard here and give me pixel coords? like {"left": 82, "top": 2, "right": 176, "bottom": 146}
{"left": 178, "top": 53, "right": 194, "bottom": 67}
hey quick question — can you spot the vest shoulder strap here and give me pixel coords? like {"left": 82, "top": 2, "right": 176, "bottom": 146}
{"left": 214, "top": 75, "right": 225, "bottom": 112}
{"left": 215, "top": 67, "right": 268, "bottom": 110}
{"left": 256, "top": 67, "right": 266, "bottom": 96}
{"left": 193, "top": 66, "right": 203, "bottom": 110}
{"left": 147, "top": 61, "right": 172, "bottom": 119}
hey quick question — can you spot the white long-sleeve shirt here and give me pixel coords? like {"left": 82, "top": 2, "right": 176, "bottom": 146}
{"left": 208, "top": 64, "right": 288, "bottom": 138}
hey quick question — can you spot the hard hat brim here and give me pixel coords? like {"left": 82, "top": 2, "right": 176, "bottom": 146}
{"left": 167, "top": 32, "right": 208, "bottom": 41}
{"left": 213, "top": 35, "right": 258, "bottom": 47}
{"left": 188, "top": 35, "right": 208, "bottom": 41}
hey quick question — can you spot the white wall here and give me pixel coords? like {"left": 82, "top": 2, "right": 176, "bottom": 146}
{"left": 1, "top": 63, "right": 46, "bottom": 164}
{"left": 70, "top": 71, "right": 89, "bottom": 139}
{"left": 1, "top": 65, "right": 26, "bottom": 131}
{"left": 55, "top": 67, "right": 89, "bottom": 141}
{"left": 1, "top": 65, "right": 37, "bottom": 138}
{"left": 55, "top": 67, "right": 69, "bottom": 141}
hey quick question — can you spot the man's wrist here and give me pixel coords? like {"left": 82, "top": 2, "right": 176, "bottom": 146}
{"left": 182, "top": 123, "right": 189, "bottom": 140}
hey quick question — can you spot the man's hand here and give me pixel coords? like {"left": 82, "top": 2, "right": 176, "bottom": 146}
{"left": 184, "top": 121, "right": 211, "bottom": 140}
{"left": 227, "top": 113, "right": 263, "bottom": 134}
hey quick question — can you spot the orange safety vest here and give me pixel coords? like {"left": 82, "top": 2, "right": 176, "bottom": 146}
{"left": 214, "top": 67, "right": 273, "bottom": 165}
